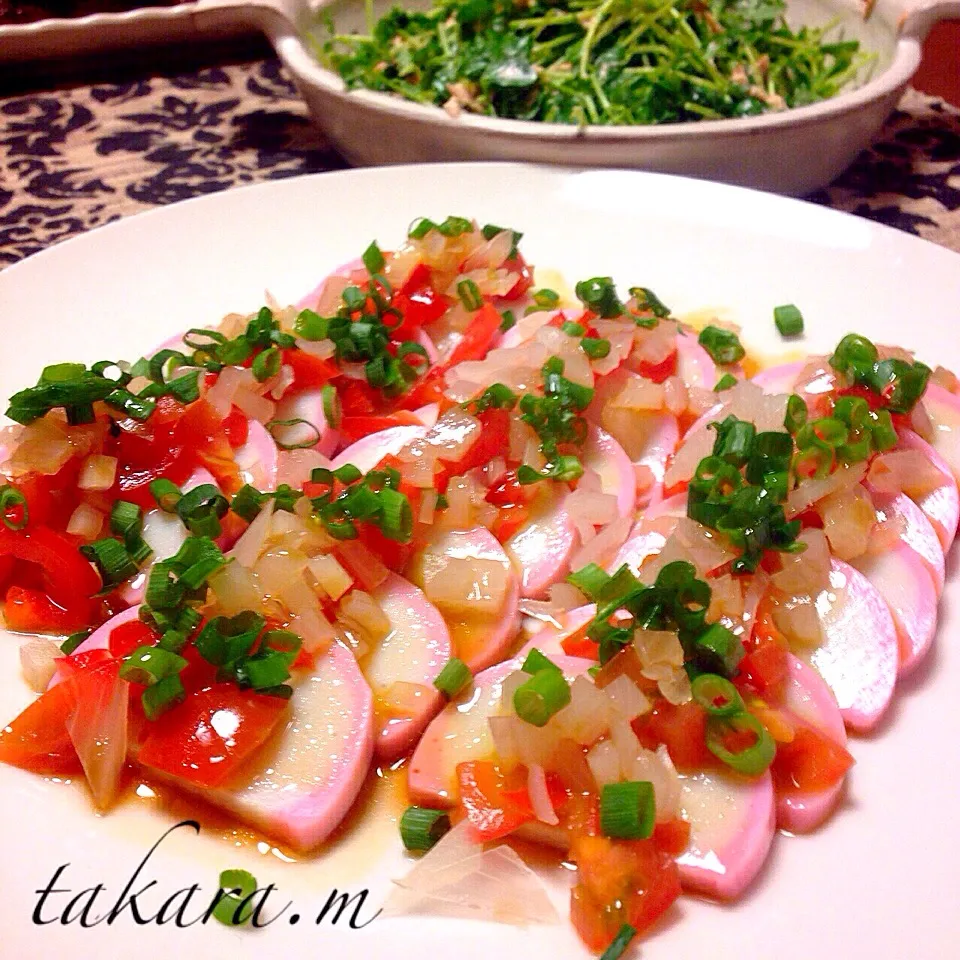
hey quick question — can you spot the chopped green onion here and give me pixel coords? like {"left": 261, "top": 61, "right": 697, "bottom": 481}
{"left": 145, "top": 560, "right": 183, "bottom": 610}
{"left": 141, "top": 673, "right": 186, "bottom": 721}
{"left": 561, "top": 321, "right": 586, "bottom": 337}
{"left": 499, "top": 310, "right": 517, "bottom": 332}
{"left": 176, "top": 484, "right": 229, "bottom": 538}
{"left": 714, "top": 373, "right": 739, "bottom": 392}
{"left": 437, "top": 215, "right": 473, "bottom": 237}
{"left": 433, "top": 658, "right": 472, "bottom": 698}
{"left": 867, "top": 409, "right": 898, "bottom": 450}
{"left": 195, "top": 611, "right": 265, "bottom": 668}
{"left": 105, "top": 389, "right": 156, "bottom": 421}
{"left": 231, "top": 484, "right": 265, "bottom": 522}
{"left": 513, "top": 668, "right": 571, "bottom": 727}
{"left": 149, "top": 478, "right": 182, "bottom": 513}
{"left": 0, "top": 484, "right": 28, "bottom": 530}
{"left": 362, "top": 240, "right": 385, "bottom": 275}
{"left": 629, "top": 286, "right": 671, "bottom": 319}
{"left": 408, "top": 217, "right": 437, "bottom": 240}
{"left": 692, "top": 622, "right": 744, "bottom": 678}
{"left": 833, "top": 395, "right": 869, "bottom": 429}
{"left": 61, "top": 630, "right": 91, "bottom": 655}
{"left": 691, "top": 673, "right": 744, "bottom": 717}
{"left": 567, "top": 562, "right": 611, "bottom": 600}
{"left": 119, "top": 645, "right": 187, "bottom": 686}
{"left": 109, "top": 500, "right": 142, "bottom": 541}
{"left": 167, "top": 371, "right": 201, "bottom": 404}
{"left": 784, "top": 394, "right": 808, "bottom": 434}
{"left": 773, "top": 304, "right": 804, "bottom": 337}
{"left": 581, "top": 337, "right": 611, "bottom": 359}
{"left": 712, "top": 417, "right": 755, "bottom": 467}
{"left": 532, "top": 288, "right": 560, "bottom": 309}
{"left": 600, "top": 780, "right": 656, "bottom": 840}
{"left": 575, "top": 277, "right": 623, "bottom": 319}
{"left": 251, "top": 345, "right": 281, "bottom": 382}
{"left": 399, "top": 806, "right": 451, "bottom": 851}
{"left": 600, "top": 923, "right": 638, "bottom": 960}
{"left": 266, "top": 418, "right": 322, "bottom": 451}
{"left": 377, "top": 486, "right": 413, "bottom": 542}
{"left": 321, "top": 383, "right": 341, "bottom": 429}
{"left": 706, "top": 711, "right": 776, "bottom": 775}
{"left": 213, "top": 868, "right": 257, "bottom": 926}
{"left": 294, "top": 308, "right": 327, "bottom": 341}
{"left": 471, "top": 383, "right": 518, "bottom": 413}
{"left": 521, "top": 648, "right": 562, "bottom": 675}
{"left": 698, "top": 326, "right": 745, "bottom": 365}
{"left": 80, "top": 538, "right": 138, "bottom": 586}
{"left": 456, "top": 279, "right": 483, "bottom": 311}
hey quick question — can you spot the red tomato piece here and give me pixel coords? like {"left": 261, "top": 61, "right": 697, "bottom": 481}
{"left": 339, "top": 379, "right": 379, "bottom": 417}
{"left": 390, "top": 263, "right": 450, "bottom": 341}
{"left": 57, "top": 648, "right": 116, "bottom": 679}
{"left": 771, "top": 724, "right": 854, "bottom": 793}
{"left": 109, "top": 619, "right": 160, "bottom": 659}
{"left": 456, "top": 760, "right": 535, "bottom": 842}
{"left": 491, "top": 504, "right": 530, "bottom": 543}
{"left": 570, "top": 835, "right": 681, "bottom": 952}
{"left": 4, "top": 586, "right": 90, "bottom": 633}
{"left": 634, "top": 349, "right": 678, "bottom": 384}
{"left": 485, "top": 470, "right": 535, "bottom": 508}
{"left": 0, "top": 676, "right": 81, "bottom": 774}
{"left": 737, "top": 640, "right": 789, "bottom": 698}
{"left": 136, "top": 684, "right": 289, "bottom": 788}
{"left": 501, "top": 254, "right": 534, "bottom": 301}
{"left": 652, "top": 818, "right": 692, "bottom": 856}
{"left": 222, "top": 407, "right": 249, "bottom": 449}
{"left": 0, "top": 525, "right": 100, "bottom": 624}
{"left": 339, "top": 411, "right": 425, "bottom": 443}
{"left": 446, "top": 303, "right": 503, "bottom": 366}
{"left": 282, "top": 349, "right": 339, "bottom": 392}
{"left": 634, "top": 699, "right": 713, "bottom": 772}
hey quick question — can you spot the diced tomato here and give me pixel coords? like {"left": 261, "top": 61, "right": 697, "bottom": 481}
{"left": 737, "top": 640, "right": 789, "bottom": 698}
{"left": 338, "top": 379, "right": 379, "bottom": 417}
{"left": 57, "top": 648, "right": 116, "bottom": 679}
{"left": 441, "top": 407, "right": 510, "bottom": 480}
{"left": 137, "top": 684, "right": 289, "bottom": 788}
{"left": 0, "top": 676, "right": 81, "bottom": 774}
{"left": 501, "top": 254, "right": 534, "bottom": 301}
{"left": 491, "top": 504, "right": 530, "bottom": 543}
{"left": 222, "top": 407, "right": 249, "bottom": 449}
{"left": 570, "top": 835, "right": 681, "bottom": 952}
{"left": 446, "top": 303, "right": 503, "bottom": 366}
{"left": 456, "top": 760, "right": 535, "bottom": 842}
{"left": 109, "top": 619, "right": 160, "bottom": 659}
{"left": 339, "top": 411, "right": 425, "bottom": 443}
{"left": 4, "top": 586, "right": 91, "bottom": 633}
{"left": 634, "top": 348, "right": 678, "bottom": 384}
{"left": 177, "top": 398, "right": 241, "bottom": 493}
{"left": 282, "top": 348, "right": 338, "bottom": 392}
{"left": 652, "top": 818, "right": 692, "bottom": 856}
{"left": 356, "top": 522, "right": 415, "bottom": 573}
{"left": 389, "top": 263, "right": 450, "bottom": 341}
{"left": 176, "top": 643, "right": 219, "bottom": 694}
{"left": 771, "top": 724, "right": 854, "bottom": 794}
{"left": 634, "top": 699, "right": 713, "bottom": 771}
{"left": 0, "top": 555, "right": 13, "bottom": 590}
{"left": 0, "top": 525, "right": 100, "bottom": 626}
{"left": 561, "top": 628, "right": 599, "bottom": 661}
{"left": 485, "top": 470, "right": 535, "bottom": 508}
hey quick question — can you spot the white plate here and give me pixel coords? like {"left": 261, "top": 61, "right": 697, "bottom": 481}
{"left": 1, "top": 164, "right": 958, "bottom": 960}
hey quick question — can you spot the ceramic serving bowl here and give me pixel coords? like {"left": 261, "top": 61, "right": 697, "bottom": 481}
{"left": 190, "top": 0, "right": 960, "bottom": 195}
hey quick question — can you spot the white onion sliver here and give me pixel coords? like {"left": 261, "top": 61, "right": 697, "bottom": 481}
{"left": 527, "top": 765, "right": 559, "bottom": 825}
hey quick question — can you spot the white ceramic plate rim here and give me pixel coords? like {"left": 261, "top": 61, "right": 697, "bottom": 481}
{"left": 0, "top": 164, "right": 958, "bottom": 960}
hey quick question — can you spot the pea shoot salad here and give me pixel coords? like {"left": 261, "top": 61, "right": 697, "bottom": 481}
{"left": 316, "top": 0, "right": 873, "bottom": 125}
{"left": 1, "top": 216, "right": 957, "bottom": 958}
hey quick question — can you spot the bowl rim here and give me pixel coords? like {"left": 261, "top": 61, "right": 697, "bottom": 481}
{"left": 266, "top": 9, "right": 923, "bottom": 142}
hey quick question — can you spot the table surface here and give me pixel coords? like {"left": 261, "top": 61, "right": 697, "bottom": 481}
{"left": 2, "top": 57, "right": 959, "bottom": 270}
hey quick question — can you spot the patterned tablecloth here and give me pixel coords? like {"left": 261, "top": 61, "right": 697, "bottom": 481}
{"left": 1, "top": 57, "right": 959, "bottom": 269}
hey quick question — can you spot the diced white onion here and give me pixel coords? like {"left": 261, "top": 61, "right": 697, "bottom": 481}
{"left": 20, "top": 638, "right": 62, "bottom": 693}
{"left": 78, "top": 454, "right": 117, "bottom": 491}
{"left": 66, "top": 503, "right": 104, "bottom": 539}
